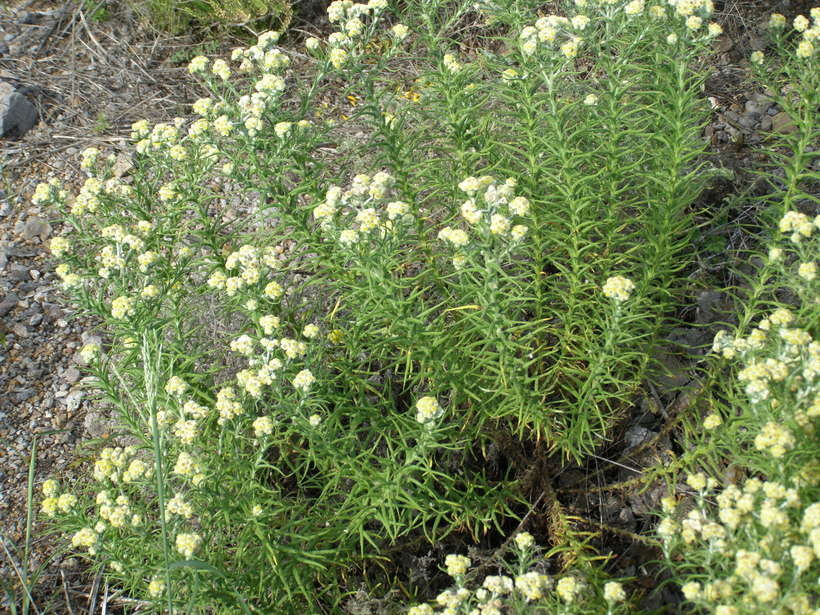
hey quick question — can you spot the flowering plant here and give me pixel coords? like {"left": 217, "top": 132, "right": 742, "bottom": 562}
{"left": 28, "top": 0, "right": 818, "bottom": 613}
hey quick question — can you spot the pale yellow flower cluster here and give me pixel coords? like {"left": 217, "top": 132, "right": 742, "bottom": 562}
{"left": 99, "top": 492, "right": 136, "bottom": 528}
{"left": 41, "top": 480, "right": 78, "bottom": 518}
{"left": 519, "top": 14, "right": 581, "bottom": 58}
{"left": 173, "top": 451, "right": 205, "bottom": 485}
{"left": 31, "top": 178, "right": 67, "bottom": 206}
{"left": 132, "top": 119, "right": 182, "bottom": 155}
{"left": 659, "top": 476, "right": 818, "bottom": 613}
{"left": 176, "top": 531, "right": 202, "bottom": 559}
{"left": 769, "top": 10, "right": 820, "bottom": 58}
{"left": 408, "top": 536, "right": 623, "bottom": 613}
{"left": 93, "top": 446, "right": 140, "bottom": 483}
{"left": 190, "top": 33, "right": 292, "bottom": 139}
{"left": 314, "top": 172, "right": 411, "bottom": 247}
{"left": 602, "top": 275, "right": 636, "bottom": 302}
{"left": 415, "top": 396, "right": 442, "bottom": 424}
{"left": 515, "top": 571, "right": 552, "bottom": 601}
{"left": 321, "top": 1, "right": 390, "bottom": 68}
{"left": 55, "top": 263, "right": 81, "bottom": 288}
{"left": 208, "top": 244, "right": 285, "bottom": 299}
{"left": 444, "top": 553, "right": 470, "bottom": 576}
{"left": 779, "top": 210, "right": 817, "bottom": 244}
{"left": 712, "top": 308, "right": 817, "bottom": 422}
{"left": 147, "top": 576, "right": 165, "bottom": 598}
{"left": 166, "top": 493, "right": 194, "bottom": 519}
{"left": 438, "top": 175, "right": 529, "bottom": 266}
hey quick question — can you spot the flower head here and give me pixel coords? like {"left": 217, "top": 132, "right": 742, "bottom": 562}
{"left": 602, "top": 276, "right": 636, "bottom": 302}
{"left": 176, "top": 532, "right": 202, "bottom": 559}
{"left": 444, "top": 553, "right": 470, "bottom": 576}
{"left": 416, "top": 396, "right": 442, "bottom": 423}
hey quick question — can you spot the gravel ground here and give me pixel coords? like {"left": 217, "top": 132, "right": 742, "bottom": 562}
{"left": 0, "top": 0, "right": 206, "bottom": 606}
{"left": 0, "top": 0, "right": 814, "bottom": 610}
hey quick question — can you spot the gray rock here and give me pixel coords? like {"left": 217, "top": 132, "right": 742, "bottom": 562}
{"left": 65, "top": 389, "right": 84, "bottom": 411}
{"left": 625, "top": 425, "right": 657, "bottom": 450}
{"left": 0, "top": 82, "right": 37, "bottom": 138}
{"left": 0, "top": 190, "right": 10, "bottom": 217}
{"left": 12, "top": 323, "right": 28, "bottom": 338}
{"left": 63, "top": 367, "right": 81, "bottom": 384}
{"left": 21, "top": 216, "right": 50, "bottom": 240}
{"left": 7, "top": 264, "right": 29, "bottom": 282}
{"left": 761, "top": 116, "right": 772, "bottom": 131}
{"left": 15, "top": 388, "right": 34, "bottom": 403}
{"left": 29, "top": 313, "right": 43, "bottom": 327}
{"left": 739, "top": 114, "right": 758, "bottom": 130}
{"left": 772, "top": 111, "right": 797, "bottom": 134}
{"left": 0, "top": 293, "right": 19, "bottom": 316}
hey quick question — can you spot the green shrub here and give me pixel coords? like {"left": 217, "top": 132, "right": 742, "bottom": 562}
{"left": 656, "top": 18, "right": 819, "bottom": 614}
{"left": 141, "top": 0, "right": 292, "bottom": 33}
{"left": 29, "top": 1, "right": 818, "bottom": 613}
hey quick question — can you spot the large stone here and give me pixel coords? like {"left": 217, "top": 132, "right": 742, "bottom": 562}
{"left": 0, "top": 82, "right": 37, "bottom": 138}
{"left": 21, "top": 216, "right": 51, "bottom": 240}
{"left": 771, "top": 111, "right": 797, "bottom": 134}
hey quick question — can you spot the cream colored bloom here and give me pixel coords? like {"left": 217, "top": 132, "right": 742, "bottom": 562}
{"left": 443, "top": 53, "right": 462, "bottom": 72}
{"left": 602, "top": 276, "right": 636, "bottom": 302}
{"left": 165, "top": 376, "right": 188, "bottom": 396}
{"left": 490, "top": 214, "right": 511, "bottom": 235}
{"left": 230, "top": 334, "right": 255, "bottom": 356}
{"left": 42, "top": 479, "right": 59, "bottom": 497}
{"left": 438, "top": 227, "right": 469, "bottom": 247}
{"left": 329, "top": 47, "right": 348, "bottom": 68}
{"left": 111, "top": 296, "right": 135, "bottom": 319}
{"left": 514, "top": 531, "right": 534, "bottom": 550}
{"left": 303, "top": 324, "right": 320, "bottom": 338}
{"left": 188, "top": 56, "right": 209, "bottom": 73}
{"left": 173, "top": 419, "right": 198, "bottom": 445}
{"left": 686, "top": 15, "right": 702, "bottom": 30}
{"left": 71, "top": 527, "right": 97, "bottom": 549}
{"left": 444, "top": 553, "right": 470, "bottom": 576}
{"left": 681, "top": 581, "right": 701, "bottom": 600}
{"left": 176, "top": 532, "right": 202, "bottom": 559}
{"left": 148, "top": 577, "right": 165, "bottom": 597}
{"left": 769, "top": 13, "right": 786, "bottom": 28}
{"left": 555, "top": 576, "right": 580, "bottom": 603}
{"left": 167, "top": 493, "right": 193, "bottom": 519}
{"left": 703, "top": 413, "right": 722, "bottom": 429}
{"left": 386, "top": 201, "right": 409, "bottom": 220}
{"left": 41, "top": 497, "right": 58, "bottom": 517}
{"left": 50, "top": 237, "right": 70, "bottom": 258}
{"left": 292, "top": 369, "right": 315, "bottom": 392}
{"left": 212, "top": 59, "right": 231, "bottom": 80}
{"left": 797, "top": 39, "right": 815, "bottom": 57}
{"left": 253, "top": 416, "right": 274, "bottom": 437}
{"left": 708, "top": 22, "right": 723, "bottom": 36}
{"left": 604, "top": 581, "right": 626, "bottom": 602}
{"left": 416, "top": 396, "right": 442, "bottom": 423}
{"left": 265, "top": 280, "right": 284, "bottom": 299}
{"left": 560, "top": 38, "right": 580, "bottom": 58}
{"left": 797, "top": 261, "right": 817, "bottom": 282}
{"left": 57, "top": 493, "right": 77, "bottom": 512}
{"left": 624, "top": 0, "right": 644, "bottom": 15}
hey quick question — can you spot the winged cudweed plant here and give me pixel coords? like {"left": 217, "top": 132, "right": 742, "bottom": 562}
{"left": 32, "top": 0, "right": 818, "bottom": 612}
{"left": 655, "top": 15, "right": 818, "bottom": 615}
